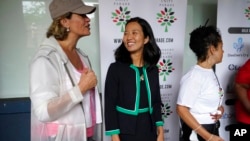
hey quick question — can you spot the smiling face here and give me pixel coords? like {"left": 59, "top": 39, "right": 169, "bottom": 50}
{"left": 122, "top": 21, "right": 149, "bottom": 55}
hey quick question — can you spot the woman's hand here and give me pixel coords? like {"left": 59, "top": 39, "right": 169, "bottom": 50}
{"left": 207, "top": 134, "right": 224, "bottom": 141}
{"left": 157, "top": 126, "right": 164, "bottom": 141}
{"left": 111, "top": 134, "right": 120, "bottom": 141}
{"left": 78, "top": 68, "right": 97, "bottom": 94}
{"left": 210, "top": 106, "right": 224, "bottom": 121}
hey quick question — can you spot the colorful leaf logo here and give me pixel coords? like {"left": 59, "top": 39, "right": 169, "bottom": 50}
{"left": 161, "top": 102, "right": 173, "bottom": 119}
{"left": 111, "top": 6, "right": 131, "bottom": 32}
{"left": 157, "top": 59, "right": 175, "bottom": 81}
{"left": 244, "top": 7, "right": 250, "bottom": 20}
{"left": 156, "top": 7, "right": 177, "bottom": 32}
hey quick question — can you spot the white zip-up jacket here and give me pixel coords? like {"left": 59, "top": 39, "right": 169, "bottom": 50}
{"left": 29, "top": 36, "right": 102, "bottom": 141}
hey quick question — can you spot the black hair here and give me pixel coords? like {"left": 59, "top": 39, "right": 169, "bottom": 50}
{"left": 114, "top": 17, "right": 161, "bottom": 68}
{"left": 189, "top": 25, "right": 222, "bottom": 62}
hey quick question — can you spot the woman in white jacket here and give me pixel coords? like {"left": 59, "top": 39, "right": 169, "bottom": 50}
{"left": 29, "top": 0, "right": 102, "bottom": 141}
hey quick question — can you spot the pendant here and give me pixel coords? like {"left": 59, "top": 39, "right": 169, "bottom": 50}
{"left": 219, "top": 87, "right": 224, "bottom": 97}
{"left": 140, "top": 74, "right": 144, "bottom": 81}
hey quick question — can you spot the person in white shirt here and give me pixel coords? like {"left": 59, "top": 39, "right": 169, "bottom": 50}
{"left": 29, "top": 0, "right": 102, "bottom": 141}
{"left": 176, "top": 25, "right": 224, "bottom": 141}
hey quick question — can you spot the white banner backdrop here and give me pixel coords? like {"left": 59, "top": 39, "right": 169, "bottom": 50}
{"left": 99, "top": 1, "right": 187, "bottom": 140}
{"left": 217, "top": 0, "right": 250, "bottom": 140}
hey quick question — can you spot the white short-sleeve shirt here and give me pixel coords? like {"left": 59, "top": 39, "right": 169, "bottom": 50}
{"left": 177, "top": 65, "right": 224, "bottom": 124}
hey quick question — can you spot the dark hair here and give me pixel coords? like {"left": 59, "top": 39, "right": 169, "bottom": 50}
{"left": 46, "top": 12, "right": 73, "bottom": 40}
{"left": 189, "top": 25, "right": 222, "bottom": 62}
{"left": 114, "top": 17, "right": 161, "bottom": 68}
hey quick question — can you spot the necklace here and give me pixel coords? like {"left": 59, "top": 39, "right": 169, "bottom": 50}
{"left": 140, "top": 74, "right": 144, "bottom": 81}
{"left": 138, "top": 66, "right": 144, "bottom": 81}
{"left": 213, "top": 70, "right": 224, "bottom": 108}
{"left": 213, "top": 71, "right": 223, "bottom": 98}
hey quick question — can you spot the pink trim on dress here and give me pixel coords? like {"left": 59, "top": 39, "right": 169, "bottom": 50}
{"left": 46, "top": 123, "right": 58, "bottom": 136}
{"left": 77, "top": 61, "right": 96, "bottom": 137}
{"left": 87, "top": 88, "right": 96, "bottom": 137}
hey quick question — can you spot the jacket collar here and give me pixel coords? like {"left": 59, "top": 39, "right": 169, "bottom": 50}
{"left": 40, "top": 36, "right": 68, "bottom": 63}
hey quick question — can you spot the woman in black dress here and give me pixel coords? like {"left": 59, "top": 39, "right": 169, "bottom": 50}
{"left": 104, "top": 17, "right": 164, "bottom": 141}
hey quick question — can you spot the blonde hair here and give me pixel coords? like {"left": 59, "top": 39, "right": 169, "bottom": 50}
{"left": 46, "top": 12, "right": 72, "bottom": 40}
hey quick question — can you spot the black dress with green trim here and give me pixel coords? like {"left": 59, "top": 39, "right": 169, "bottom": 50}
{"left": 104, "top": 62, "right": 164, "bottom": 139}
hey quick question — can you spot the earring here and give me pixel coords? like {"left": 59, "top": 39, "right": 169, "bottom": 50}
{"left": 66, "top": 27, "right": 70, "bottom": 32}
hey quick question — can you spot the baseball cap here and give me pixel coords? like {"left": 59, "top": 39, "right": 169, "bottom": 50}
{"left": 49, "top": 0, "right": 96, "bottom": 20}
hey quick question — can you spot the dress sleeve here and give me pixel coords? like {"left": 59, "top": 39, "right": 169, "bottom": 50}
{"left": 177, "top": 71, "right": 201, "bottom": 108}
{"left": 104, "top": 63, "right": 120, "bottom": 135}
{"left": 235, "top": 59, "right": 250, "bottom": 84}
{"left": 30, "top": 56, "right": 83, "bottom": 122}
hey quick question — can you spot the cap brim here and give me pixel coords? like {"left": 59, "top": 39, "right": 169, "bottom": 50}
{"left": 72, "top": 5, "right": 96, "bottom": 14}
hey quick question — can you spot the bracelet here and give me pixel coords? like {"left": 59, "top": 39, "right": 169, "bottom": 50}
{"left": 194, "top": 125, "right": 201, "bottom": 132}
{"left": 207, "top": 134, "right": 214, "bottom": 141}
